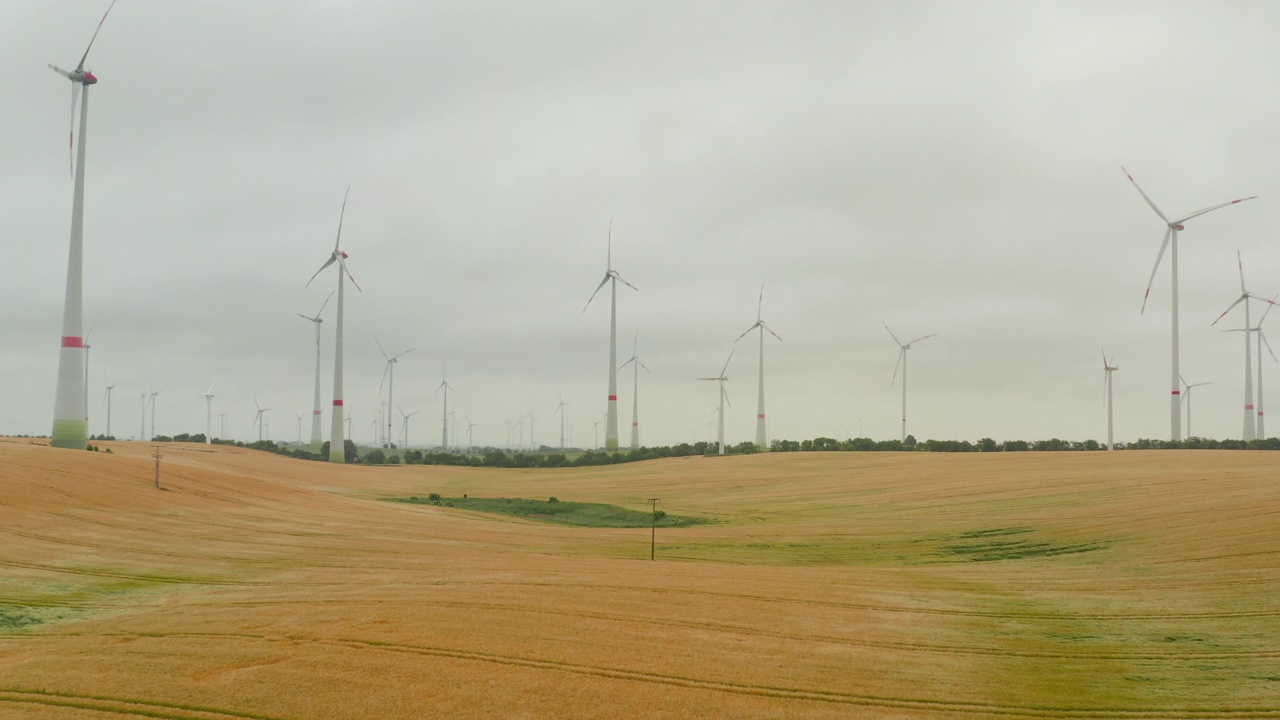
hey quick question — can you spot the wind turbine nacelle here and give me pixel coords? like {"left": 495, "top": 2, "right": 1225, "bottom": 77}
{"left": 76, "top": 70, "right": 99, "bottom": 85}
{"left": 341, "top": 251, "right": 349, "bottom": 258}
{"left": 1173, "top": 223, "right": 1185, "bottom": 231}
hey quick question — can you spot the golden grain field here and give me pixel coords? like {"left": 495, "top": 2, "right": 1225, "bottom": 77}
{"left": 1, "top": 438, "right": 1277, "bottom": 719}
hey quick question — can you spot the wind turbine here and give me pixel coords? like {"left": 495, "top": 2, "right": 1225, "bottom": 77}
{"left": 83, "top": 321, "right": 95, "bottom": 434}
{"left": 1222, "top": 292, "right": 1280, "bottom": 440}
{"left": 619, "top": 332, "right": 650, "bottom": 450}
{"left": 1209, "top": 251, "right": 1276, "bottom": 441}
{"left": 1102, "top": 349, "right": 1118, "bottom": 451}
{"left": 734, "top": 286, "right": 782, "bottom": 450}
{"left": 297, "top": 291, "right": 333, "bottom": 449}
{"left": 48, "top": 1, "right": 118, "bottom": 450}
{"left": 251, "top": 396, "right": 271, "bottom": 443}
{"left": 884, "top": 323, "right": 936, "bottom": 443}
{"left": 698, "top": 349, "right": 734, "bottom": 455}
{"left": 435, "top": 370, "right": 453, "bottom": 450}
{"left": 399, "top": 406, "right": 420, "bottom": 448}
{"left": 294, "top": 412, "right": 304, "bottom": 444}
{"left": 306, "top": 188, "right": 361, "bottom": 463}
{"left": 376, "top": 338, "right": 413, "bottom": 448}
{"left": 1180, "top": 376, "right": 1214, "bottom": 439}
{"left": 103, "top": 378, "right": 115, "bottom": 438}
{"left": 148, "top": 388, "right": 161, "bottom": 441}
{"left": 465, "top": 417, "right": 477, "bottom": 455}
{"left": 138, "top": 392, "right": 146, "bottom": 441}
{"left": 583, "top": 220, "right": 638, "bottom": 452}
{"left": 555, "top": 393, "right": 570, "bottom": 449}
{"left": 1123, "top": 167, "right": 1257, "bottom": 441}
{"left": 203, "top": 379, "right": 217, "bottom": 445}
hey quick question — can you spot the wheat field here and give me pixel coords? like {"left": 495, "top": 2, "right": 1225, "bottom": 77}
{"left": 1, "top": 438, "right": 1277, "bottom": 718}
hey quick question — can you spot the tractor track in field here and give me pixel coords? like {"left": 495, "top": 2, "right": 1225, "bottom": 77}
{"left": 5, "top": 633, "right": 1280, "bottom": 718}
{"left": 0, "top": 689, "right": 286, "bottom": 720}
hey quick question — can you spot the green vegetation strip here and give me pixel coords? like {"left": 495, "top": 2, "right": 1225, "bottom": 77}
{"left": 396, "top": 496, "right": 709, "bottom": 528}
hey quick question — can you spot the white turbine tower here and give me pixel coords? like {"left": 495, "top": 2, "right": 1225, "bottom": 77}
{"left": 203, "top": 378, "right": 217, "bottom": 445}
{"left": 306, "top": 188, "right": 361, "bottom": 463}
{"left": 1222, "top": 293, "right": 1280, "bottom": 440}
{"left": 83, "top": 321, "right": 95, "bottom": 434}
{"left": 465, "top": 417, "right": 477, "bottom": 455}
{"left": 148, "top": 388, "right": 161, "bottom": 442}
{"left": 103, "top": 380, "right": 115, "bottom": 438}
{"left": 1180, "top": 376, "right": 1214, "bottom": 439}
{"left": 1209, "top": 252, "right": 1276, "bottom": 441}
{"left": 251, "top": 397, "right": 271, "bottom": 443}
{"left": 376, "top": 338, "right": 413, "bottom": 448}
{"left": 734, "top": 286, "right": 782, "bottom": 450}
{"left": 297, "top": 291, "right": 333, "bottom": 449}
{"left": 436, "top": 371, "right": 453, "bottom": 450}
{"left": 583, "top": 221, "right": 638, "bottom": 452}
{"left": 1102, "top": 349, "right": 1118, "bottom": 451}
{"left": 1122, "top": 167, "right": 1257, "bottom": 441}
{"left": 618, "top": 333, "right": 650, "bottom": 450}
{"left": 399, "top": 406, "right": 420, "bottom": 448}
{"left": 138, "top": 393, "right": 145, "bottom": 441}
{"left": 48, "top": 0, "right": 118, "bottom": 450}
{"left": 294, "top": 412, "right": 304, "bottom": 444}
{"left": 555, "top": 393, "right": 570, "bottom": 449}
{"left": 698, "top": 349, "right": 734, "bottom": 455}
{"left": 884, "top": 323, "right": 936, "bottom": 443}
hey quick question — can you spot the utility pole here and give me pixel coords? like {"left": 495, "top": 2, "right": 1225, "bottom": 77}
{"left": 648, "top": 498, "right": 660, "bottom": 560}
{"left": 152, "top": 445, "right": 164, "bottom": 490}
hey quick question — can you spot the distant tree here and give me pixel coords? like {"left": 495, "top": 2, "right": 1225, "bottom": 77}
{"left": 978, "top": 437, "right": 998, "bottom": 452}
{"left": 903, "top": 435, "right": 917, "bottom": 447}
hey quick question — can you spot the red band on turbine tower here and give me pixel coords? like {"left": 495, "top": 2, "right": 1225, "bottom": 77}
{"left": 61, "top": 336, "right": 84, "bottom": 348}
{"left": 758, "top": 414, "right": 765, "bottom": 419}
{"left": 313, "top": 410, "right": 322, "bottom": 415}
{"left": 1246, "top": 404, "right": 1255, "bottom": 410}
{"left": 608, "top": 395, "right": 617, "bottom": 401}
{"left": 333, "top": 400, "right": 344, "bottom": 407}
{"left": 1171, "top": 390, "right": 1181, "bottom": 395}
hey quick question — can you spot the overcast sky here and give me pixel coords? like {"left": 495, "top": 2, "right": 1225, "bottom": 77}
{"left": 6, "top": 0, "right": 1280, "bottom": 448}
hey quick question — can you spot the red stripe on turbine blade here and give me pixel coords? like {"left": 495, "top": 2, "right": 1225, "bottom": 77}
{"left": 61, "top": 336, "right": 84, "bottom": 348}
{"left": 608, "top": 395, "right": 617, "bottom": 401}
{"left": 333, "top": 400, "right": 344, "bottom": 406}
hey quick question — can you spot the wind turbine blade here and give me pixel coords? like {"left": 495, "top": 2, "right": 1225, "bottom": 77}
{"left": 734, "top": 323, "right": 758, "bottom": 343}
{"left": 757, "top": 285, "right": 764, "bottom": 322}
{"left": 1174, "top": 195, "right": 1259, "bottom": 224}
{"left": 392, "top": 348, "right": 414, "bottom": 361}
{"left": 906, "top": 333, "right": 936, "bottom": 346}
{"left": 763, "top": 323, "right": 782, "bottom": 342}
{"left": 619, "top": 358, "right": 635, "bottom": 370}
{"left": 615, "top": 273, "right": 639, "bottom": 292}
{"left": 1237, "top": 250, "right": 1246, "bottom": 294}
{"left": 1121, "top": 167, "right": 1170, "bottom": 223}
{"left": 378, "top": 363, "right": 391, "bottom": 395}
{"left": 48, "top": 64, "right": 73, "bottom": 79}
{"left": 891, "top": 348, "right": 904, "bottom": 386}
{"left": 1141, "top": 228, "right": 1173, "bottom": 314}
{"left": 76, "top": 0, "right": 119, "bottom": 71}
{"left": 334, "top": 187, "right": 350, "bottom": 251}
{"left": 374, "top": 337, "right": 389, "bottom": 360}
{"left": 882, "top": 322, "right": 903, "bottom": 348}
{"left": 1262, "top": 330, "right": 1277, "bottom": 363}
{"left": 316, "top": 290, "right": 335, "bottom": 318}
{"left": 696, "top": 377, "right": 719, "bottom": 382}
{"left": 206, "top": 378, "right": 217, "bottom": 395}
{"left": 607, "top": 218, "right": 612, "bottom": 270}
{"left": 632, "top": 331, "right": 638, "bottom": 356}
{"left": 1259, "top": 293, "right": 1280, "bottom": 325}
{"left": 639, "top": 361, "right": 650, "bottom": 373}
{"left": 296, "top": 313, "right": 313, "bottom": 321}
{"left": 339, "top": 257, "right": 362, "bottom": 292}
{"left": 720, "top": 348, "right": 735, "bottom": 376}
{"left": 254, "top": 395, "right": 261, "bottom": 412}
{"left": 305, "top": 257, "right": 336, "bottom": 288}
{"left": 722, "top": 383, "right": 731, "bottom": 408}
{"left": 1211, "top": 295, "right": 1247, "bottom": 326}
{"left": 582, "top": 274, "right": 609, "bottom": 312}
{"left": 67, "top": 83, "right": 81, "bottom": 176}
{"left": 1102, "top": 347, "right": 1109, "bottom": 368}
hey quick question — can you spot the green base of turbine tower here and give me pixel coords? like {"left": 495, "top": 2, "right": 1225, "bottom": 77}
{"left": 51, "top": 419, "right": 88, "bottom": 450}
{"left": 605, "top": 439, "right": 619, "bottom": 451}
{"left": 328, "top": 448, "right": 345, "bottom": 463}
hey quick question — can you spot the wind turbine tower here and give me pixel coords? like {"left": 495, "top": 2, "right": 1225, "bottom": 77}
{"left": 377, "top": 338, "right": 413, "bottom": 448}
{"left": 1102, "top": 350, "right": 1118, "bottom": 451}
{"left": 619, "top": 333, "right": 650, "bottom": 450}
{"left": 734, "top": 286, "right": 782, "bottom": 450}
{"left": 884, "top": 323, "right": 936, "bottom": 443}
{"left": 1123, "top": 168, "right": 1257, "bottom": 441}
{"left": 252, "top": 396, "right": 271, "bottom": 443}
{"left": 436, "top": 371, "right": 453, "bottom": 450}
{"left": 48, "top": 1, "right": 118, "bottom": 449}
{"left": 297, "top": 291, "right": 333, "bottom": 449}
{"left": 306, "top": 188, "right": 361, "bottom": 463}
{"left": 583, "top": 221, "right": 638, "bottom": 452}
{"left": 1181, "top": 376, "right": 1213, "bottom": 439}
{"left": 103, "top": 381, "right": 115, "bottom": 438}
{"left": 555, "top": 394, "right": 570, "bottom": 449}
{"left": 1210, "top": 252, "right": 1275, "bottom": 441}
{"left": 203, "top": 378, "right": 216, "bottom": 445}
{"left": 698, "top": 349, "right": 734, "bottom": 455}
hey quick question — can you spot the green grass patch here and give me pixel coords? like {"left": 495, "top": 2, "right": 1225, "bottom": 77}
{"left": 395, "top": 496, "right": 710, "bottom": 528}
